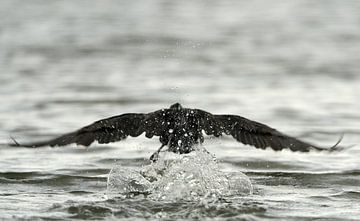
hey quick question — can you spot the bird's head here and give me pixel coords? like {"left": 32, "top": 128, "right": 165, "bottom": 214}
{"left": 169, "top": 103, "right": 183, "bottom": 110}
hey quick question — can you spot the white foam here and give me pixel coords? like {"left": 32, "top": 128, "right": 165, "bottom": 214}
{"left": 107, "top": 147, "right": 253, "bottom": 200}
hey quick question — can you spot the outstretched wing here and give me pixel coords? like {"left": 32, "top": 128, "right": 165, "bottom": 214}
{"left": 196, "top": 110, "right": 340, "bottom": 152}
{"left": 11, "top": 113, "right": 147, "bottom": 148}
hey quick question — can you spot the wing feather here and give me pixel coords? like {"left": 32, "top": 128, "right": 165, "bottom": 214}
{"left": 197, "top": 110, "right": 340, "bottom": 152}
{"left": 215, "top": 114, "right": 331, "bottom": 151}
{"left": 11, "top": 113, "right": 146, "bottom": 148}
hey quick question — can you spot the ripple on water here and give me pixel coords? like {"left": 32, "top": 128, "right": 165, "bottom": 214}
{"left": 107, "top": 147, "right": 253, "bottom": 201}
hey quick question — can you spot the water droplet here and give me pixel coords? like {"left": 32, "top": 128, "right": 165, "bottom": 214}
{"left": 107, "top": 147, "right": 253, "bottom": 200}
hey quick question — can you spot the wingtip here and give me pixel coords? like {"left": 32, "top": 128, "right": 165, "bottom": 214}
{"left": 315, "top": 133, "right": 354, "bottom": 152}
{"left": 329, "top": 143, "right": 356, "bottom": 152}
{"left": 9, "top": 136, "right": 21, "bottom": 147}
{"left": 328, "top": 133, "right": 344, "bottom": 151}
{"left": 8, "top": 136, "right": 46, "bottom": 148}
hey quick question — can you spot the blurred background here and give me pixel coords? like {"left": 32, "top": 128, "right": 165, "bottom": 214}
{"left": 1, "top": 0, "right": 359, "bottom": 136}
{"left": 0, "top": 0, "right": 359, "bottom": 220}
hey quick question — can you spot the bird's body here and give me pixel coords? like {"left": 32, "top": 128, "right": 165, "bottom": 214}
{"left": 12, "top": 103, "right": 342, "bottom": 161}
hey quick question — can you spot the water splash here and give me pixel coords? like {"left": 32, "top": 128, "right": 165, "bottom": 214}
{"left": 107, "top": 166, "right": 151, "bottom": 197}
{"left": 107, "top": 147, "right": 253, "bottom": 200}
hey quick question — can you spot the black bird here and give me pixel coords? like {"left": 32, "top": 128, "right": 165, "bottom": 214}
{"left": 11, "top": 103, "right": 342, "bottom": 161}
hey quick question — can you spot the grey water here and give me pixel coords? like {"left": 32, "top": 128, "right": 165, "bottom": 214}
{"left": 1, "top": 0, "right": 360, "bottom": 220}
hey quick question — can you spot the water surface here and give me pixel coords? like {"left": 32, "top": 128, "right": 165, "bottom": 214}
{"left": 0, "top": 0, "right": 360, "bottom": 220}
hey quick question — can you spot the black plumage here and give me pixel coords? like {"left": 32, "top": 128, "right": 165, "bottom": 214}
{"left": 11, "top": 103, "right": 342, "bottom": 161}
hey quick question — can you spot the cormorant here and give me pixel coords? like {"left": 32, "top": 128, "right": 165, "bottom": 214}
{"left": 11, "top": 103, "right": 342, "bottom": 161}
